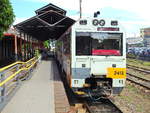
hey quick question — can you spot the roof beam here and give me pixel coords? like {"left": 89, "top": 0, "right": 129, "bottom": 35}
{"left": 36, "top": 17, "right": 52, "bottom": 27}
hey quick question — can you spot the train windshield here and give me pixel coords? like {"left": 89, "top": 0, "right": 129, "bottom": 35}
{"left": 76, "top": 32, "right": 123, "bottom": 56}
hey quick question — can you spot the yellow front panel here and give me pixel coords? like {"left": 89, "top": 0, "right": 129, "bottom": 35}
{"left": 107, "top": 68, "right": 126, "bottom": 79}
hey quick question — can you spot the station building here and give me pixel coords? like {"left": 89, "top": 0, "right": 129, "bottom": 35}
{"left": 126, "top": 37, "right": 143, "bottom": 47}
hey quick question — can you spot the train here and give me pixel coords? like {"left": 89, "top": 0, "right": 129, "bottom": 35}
{"left": 55, "top": 17, "right": 126, "bottom": 97}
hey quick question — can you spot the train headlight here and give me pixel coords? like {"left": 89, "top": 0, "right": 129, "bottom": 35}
{"left": 111, "top": 20, "right": 118, "bottom": 26}
{"left": 92, "top": 19, "right": 99, "bottom": 26}
{"left": 99, "top": 19, "right": 105, "bottom": 26}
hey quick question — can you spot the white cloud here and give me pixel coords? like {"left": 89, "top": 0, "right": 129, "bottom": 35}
{"left": 17, "top": 0, "right": 150, "bottom": 37}
{"left": 23, "top": 0, "right": 79, "bottom": 10}
{"left": 120, "top": 20, "right": 150, "bottom": 37}
{"left": 23, "top": 0, "right": 150, "bottom": 20}
{"left": 81, "top": 0, "right": 150, "bottom": 21}
{"left": 69, "top": 14, "right": 80, "bottom": 20}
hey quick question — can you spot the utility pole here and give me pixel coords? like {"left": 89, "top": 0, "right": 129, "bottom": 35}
{"left": 80, "top": 0, "right": 82, "bottom": 18}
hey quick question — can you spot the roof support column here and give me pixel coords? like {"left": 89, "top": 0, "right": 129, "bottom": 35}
{"left": 5, "top": 38, "right": 7, "bottom": 59}
{"left": 4, "top": 38, "right": 6, "bottom": 60}
{"left": 29, "top": 36, "right": 33, "bottom": 58}
{"left": 0, "top": 40, "right": 1, "bottom": 61}
{"left": 27, "top": 35, "right": 31, "bottom": 60}
{"left": 23, "top": 33, "right": 26, "bottom": 61}
{"left": 27, "top": 35, "right": 29, "bottom": 60}
{"left": 9, "top": 37, "right": 12, "bottom": 60}
{"left": 1, "top": 38, "right": 4, "bottom": 61}
{"left": 8, "top": 38, "right": 10, "bottom": 59}
{"left": 31, "top": 37, "right": 34, "bottom": 58}
{"left": 20, "top": 33, "right": 23, "bottom": 61}
{"left": 25, "top": 34, "right": 28, "bottom": 61}
{"left": 0, "top": 38, "right": 3, "bottom": 65}
{"left": 28, "top": 35, "right": 30, "bottom": 59}
{"left": 14, "top": 35, "right": 18, "bottom": 61}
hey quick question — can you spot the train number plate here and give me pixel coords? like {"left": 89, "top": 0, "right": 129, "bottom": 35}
{"left": 107, "top": 68, "right": 126, "bottom": 79}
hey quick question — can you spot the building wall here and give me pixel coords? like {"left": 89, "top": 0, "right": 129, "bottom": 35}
{"left": 140, "top": 27, "right": 150, "bottom": 47}
{"left": 140, "top": 28, "right": 150, "bottom": 37}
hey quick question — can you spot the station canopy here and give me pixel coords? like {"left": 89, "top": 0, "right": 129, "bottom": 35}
{"left": 14, "top": 3, "right": 75, "bottom": 41}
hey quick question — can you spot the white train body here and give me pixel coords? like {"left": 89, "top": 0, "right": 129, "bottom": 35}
{"left": 56, "top": 18, "right": 126, "bottom": 96}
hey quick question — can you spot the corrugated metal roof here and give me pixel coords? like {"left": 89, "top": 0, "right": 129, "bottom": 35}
{"left": 14, "top": 4, "right": 75, "bottom": 41}
{"left": 35, "top": 3, "right": 66, "bottom": 16}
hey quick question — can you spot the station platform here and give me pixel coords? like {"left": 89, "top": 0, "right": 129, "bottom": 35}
{"left": 1, "top": 59, "right": 70, "bottom": 113}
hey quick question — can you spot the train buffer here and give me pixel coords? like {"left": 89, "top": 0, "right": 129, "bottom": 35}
{"left": 0, "top": 57, "right": 70, "bottom": 113}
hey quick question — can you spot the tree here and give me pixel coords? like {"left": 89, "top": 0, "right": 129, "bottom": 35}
{"left": 43, "top": 40, "right": 50, "bottom": 48}
{"left": 0, "top": 0, "right": 15, "bottom": 38}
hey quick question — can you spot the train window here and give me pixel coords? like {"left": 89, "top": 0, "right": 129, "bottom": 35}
{"left": 76, "top": 32, "right": 91, "bottom": 55}
{"left": 91, "top": 33, "right": 123, "bottom": 56}
{"left": 76, "top": 32, "right": 123, "bottom": 56}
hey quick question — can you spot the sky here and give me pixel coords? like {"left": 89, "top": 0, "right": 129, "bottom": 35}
{"left": 10, "top": 0, "right": 150, "bottom": 37}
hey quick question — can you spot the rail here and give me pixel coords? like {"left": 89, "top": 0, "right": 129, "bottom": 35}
{"left": 127, "top": 64, "right": 150, "bottom": 74}
{"left": 84, "top": 99, "right": 123, "bottom": 113}
{"left": 127, "top": 73, "right": 150, "bottom": 90}
{"left": 0, "top": 57, "right": 39, "bottom": 111}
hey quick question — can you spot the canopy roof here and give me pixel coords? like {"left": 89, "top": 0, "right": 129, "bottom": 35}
{"left": 14, "top": 4, "right": 75, "bottom": 41}
{"left": 35, "top": 3, "right": 66, "bottom": 15}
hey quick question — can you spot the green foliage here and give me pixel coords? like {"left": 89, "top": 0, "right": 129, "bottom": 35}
{"left": 34, "top": 49, "right": 40, "bottom": 58}
{"left": 142, "top": 62, "right": 150, "bottom": 66}
{"left": 56, "top": 41, "right": 62, "bottom": 47}
{"left": 43, "top": 40, "right": 50, "bottom": 48}
{"left": 55, "top": 41, "right": 62, "bottom": 51}
{"left": 0, "top": 0, "right": 15, "bottom": 38}
{"left": 22, "top": 43, "right": 31, "bottom": 50}
{"left": 127, "top": 58, "right": 150, "bottom": 68}
{"left": 127, "top": 53, "right": 137, "bottom": 59}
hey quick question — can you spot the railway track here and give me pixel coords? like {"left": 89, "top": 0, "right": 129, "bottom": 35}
{"left": 57, "top": 63, "right": 123, "bottom": 113}
{"left": 127, "top": 73, "right": 150, "bottom": 90}
{"left": 127, "top": 64, "right": 150, "bottom": 74}
{"left": 84, "top": 98, "right": 123, "bottom": 113}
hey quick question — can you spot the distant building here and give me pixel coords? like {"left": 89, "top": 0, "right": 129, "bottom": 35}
{"left": 140, "top": 27, "right": 150, "bottom": 38}
{"left": 140, "top": 27, "right": 150, "bottom": 47}
{"left": 127, "top": 37, "right": 143, "bottom": 45}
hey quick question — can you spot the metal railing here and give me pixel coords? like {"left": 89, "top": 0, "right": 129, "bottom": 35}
{"left": 0, "top": 57, "right": 38, "bottom": 111}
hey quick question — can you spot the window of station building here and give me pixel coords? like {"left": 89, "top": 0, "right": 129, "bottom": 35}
{"left": 76, "top": 32, "right": 123, "bottom": 56}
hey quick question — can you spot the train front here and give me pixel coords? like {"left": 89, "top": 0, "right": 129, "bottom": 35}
{"left": 71, "top": 18, "right": 126, "bottom": 97}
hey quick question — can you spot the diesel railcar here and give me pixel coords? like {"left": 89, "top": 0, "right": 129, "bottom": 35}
{"left": 56, "top": 18, "right": 126, "bottom": 97}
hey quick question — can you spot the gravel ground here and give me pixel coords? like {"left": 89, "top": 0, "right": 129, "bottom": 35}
{"left": 127, "top": 68, "right": 150, "bottom": 80}
{"left": 114, "top": 81, "right": 150, "bottom": 113}
{"left": 127, "top": 59, "right": 150, "bottom": 70}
